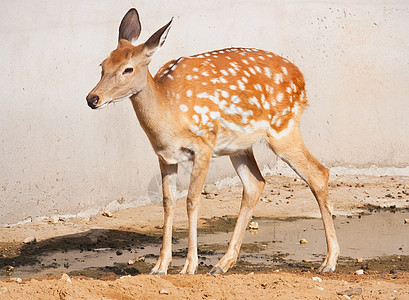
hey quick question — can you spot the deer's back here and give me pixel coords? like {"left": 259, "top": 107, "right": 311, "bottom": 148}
{"left": 155, "top": 48, "right": 307, "bottom": 138}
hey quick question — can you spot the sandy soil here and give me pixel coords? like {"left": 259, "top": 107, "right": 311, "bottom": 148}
{"left": 1, "top": 173, "right": 409, "bottom": 299}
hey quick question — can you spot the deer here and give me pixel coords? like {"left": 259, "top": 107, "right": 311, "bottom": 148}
{"left": 86, "top": 8, "right": 339, "bottom": 275}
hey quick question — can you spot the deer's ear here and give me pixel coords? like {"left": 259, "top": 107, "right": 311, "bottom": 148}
{"left": 144, "top": 18, "right": 173, "bottom": 57}
{"left": 118, "top": 8, "right": 142, "bottom": 44}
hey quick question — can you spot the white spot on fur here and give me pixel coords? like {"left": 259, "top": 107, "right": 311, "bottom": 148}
{"left": 264, "top": 67, "right": 272, "bottom": 78}
{"left": 186, "top": 75, "right": 192, "bottom": 80}
{"left": 274, "top": 73, "right": 283, "bottom": 84}
{"left": 231, "top": 95, "right": 241, "bottom": 103}
{"left": 179, "top": 104, "right": 188, "bottom": 112}
{"left": 281, "top": 66, "right": 288, "bottom": 75}
{"left": 229, "top": 85, "right": 237, "bottom": 90}
{"left": 277, "top": 93, "right": 284, "bottom": 102}
{"left": 221, "top": 70, "right": 229, "bottom": 76}
{"left": 249, "top": 96, "right": 261, "bottom": 108}
{"left": 269, "top": 119, "right": 294, "bottom": 139}
{"left": 209, "top": 111, "right": 221, "bottom": 119}
{"left": 202, "top": 71, "right": 209, "bottom": 76}
{"left": 202, "top": 114, "right": 209, "bottom": 125}
{"left": 228, "top": 68, "right": 237, "bottom": 75}
{"left": 194, "top": 105, "right": 209, "bottom": 114}
{"left": 237, "top": 80, "right": 246, "bottom": 90}
{"left": 221, "top": 90, "right": 229, "bottom": 98}
{"left": 186, "top": 90, "right": 193, "bottom": 97}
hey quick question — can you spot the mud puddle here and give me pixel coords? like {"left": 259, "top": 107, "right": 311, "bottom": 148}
{"left": 1, "top": 210, "right": 408, "bottom": 279}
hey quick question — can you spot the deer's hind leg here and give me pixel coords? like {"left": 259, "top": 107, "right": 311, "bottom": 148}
{"left": 267, "top": 124, "right": 339, "bottom": 272}
{"left": 210, "top": 149, "right": 265, "bottom": 274}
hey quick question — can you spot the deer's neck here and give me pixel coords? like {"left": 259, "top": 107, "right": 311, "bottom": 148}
{"left": 130, "top": 74, "right": 175, "bottom": 150}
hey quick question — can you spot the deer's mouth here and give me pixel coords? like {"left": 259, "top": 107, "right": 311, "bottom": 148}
{"left": 95, "top": 91, "right": 141, "bottom": 109}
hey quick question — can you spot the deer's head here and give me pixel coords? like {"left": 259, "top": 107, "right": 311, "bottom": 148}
{"left": 86, "top": 9, "right": 172, "bottom": 109}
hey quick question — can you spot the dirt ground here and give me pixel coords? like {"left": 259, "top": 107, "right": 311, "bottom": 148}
{"left": 1, "top": 173, "right": 409, "bottom": 299}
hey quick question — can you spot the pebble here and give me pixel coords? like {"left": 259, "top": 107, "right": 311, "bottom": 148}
{"left": 61, "top": 273, "right": 72, "bottom": 284}
{"left": 0, "top": 287, "right": 8, "bottom": 293}
{"left": 12, "top": 277, "right": 22, "bottom": 283}
{"left": 102, "top": 210, "right": 113, "bottom": 218}
{"left": 299, "top": 239, "right": 308, "bottom": 245}
{"left": 337, "top": 288, "right": 363, "bottom": 296}
{"left": 248, "top": 221, "right": 259, "bottom": 230}
{"left": 50, "top": 217, "right": 59, "bottom": 224}
{"left": 137, "top": 256, "right": 145, "bottom": 262}
{"left": 390, "top": 269, "right": 398, "bottom": 274}
{"left": 355, "top": 269, "right": 364, "bottom": 275}
{"left": 355, "top": 257, "right": 363, "bottom": 263}
{"left": 128, "top": 259, "right": 135, "bottom": 265}
{"left": 312, "top": 276, "right": 322, "bottom": 283}
{"left": 23, "top": 236, "right": 36, "bottom": 244}
{"left": 159, "top": 288, "right": 169, "bottom": 295}
{"left": 404, "top": 219, "right": 409, "bottom": 224}
{"left": 5, "top": 266, "right": 14, "bottom": 276}
{"left": 203, "top": 184, "right": 218, "bottom": 195}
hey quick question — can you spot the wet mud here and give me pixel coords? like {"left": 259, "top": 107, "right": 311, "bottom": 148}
{"left": 1, "top": 209, "right": 408, "bottom": 280}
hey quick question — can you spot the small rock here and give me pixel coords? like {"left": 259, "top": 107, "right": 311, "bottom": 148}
{"left": 316, "top": 286, "right": 324, "bottom": 291}
{"left": 23, "top": 236, "right": 36, "bottom": 244}
{"left": 312, "top": 276, "right": 322, "bottom": 282}
{"left": 93, "top": 248, "right": 112, "bottom": 252}
{"left": 116, "top": 250, "right": 123, "bottom": 256}
{"left": 61, "top": 273, "right": 72, "bottom": 283}
{"left": 159, "top": 288, "right": 169, "bottom": 295}
{"left": 361, "top": 262, "right": 369, "bottom": 270}
{"left": 337, "top": 288, "right": 363, "bottom": 296}
{"left": 355, "top": 269, "right": 364, "bottom": 275}
{"left": 102, "top": 210, "right": 113, "bottom": 218}
{"left": 299, "top": 239, "right": 308, "bottom": 245}
{"left": 49, "top": 217, "right": 59, "bottom": 224}
{"left": 128, "top": 259, "right": 135, "bottom": 265}
{"left": 12, "top": 277, "right": 22, "bottom": 283}
{"left": 404, "top": 219, "right": 409, "bottom": 224}
{"left": 203, "top": 184, "right": 218, "bottom": 195}
{"left": 390, "top": 269, "right": 398, "bottom": 274}
{"left": 0, "top": 287, "right": 8, "bottom": 293}
{"left": 248, "top": 221, "right": 259, "bottom": 230}
{"left": 355, "top": 257, "right": 363, "bottom": 263}
{"left": 137, "top": 256, "right": 145, "bottom": 262}
{"left": 5, "top": 266, "right": 14, "bottom": 276}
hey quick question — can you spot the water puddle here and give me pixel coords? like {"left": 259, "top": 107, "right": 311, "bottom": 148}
{"left": 1, "top": 210, "right": 408, "bottom": 279}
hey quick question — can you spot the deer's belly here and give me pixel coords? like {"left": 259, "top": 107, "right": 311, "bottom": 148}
{"left": 212, "top": 129, "right": 267, "bottom": 157}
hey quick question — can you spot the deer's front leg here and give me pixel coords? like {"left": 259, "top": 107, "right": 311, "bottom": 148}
{"left": 180, "top": 148, "right": 212, "bottom": 275}
{"left": 150, "top": 161, "right": 178, "bottom": 275}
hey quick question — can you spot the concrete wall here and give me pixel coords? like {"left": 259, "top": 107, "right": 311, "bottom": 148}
{"left": 1, "top": 1, "right": 408, "bottom": 225}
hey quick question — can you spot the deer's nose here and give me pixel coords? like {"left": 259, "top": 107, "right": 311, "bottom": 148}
{"left": 86, "top": 94, "right": 99, "bottom": 109}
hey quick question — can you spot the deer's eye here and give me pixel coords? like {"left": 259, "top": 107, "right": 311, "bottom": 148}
{"left": 123, "top": 67, "right": 134, "bottom": 75}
